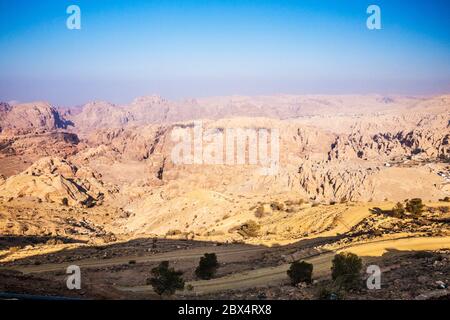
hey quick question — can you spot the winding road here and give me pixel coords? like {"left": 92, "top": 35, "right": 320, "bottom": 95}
{"left": 118, "top": 236, "right": 450, "bottom": 295}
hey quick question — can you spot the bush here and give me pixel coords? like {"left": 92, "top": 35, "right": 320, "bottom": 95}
{"left": 287, "top": 261, "right": 313, "bottom": 285}
{"left": 270, "top": 201, "right": 285, "bottom": 211}
{"left": 391, "top": 202, "right": 405, "bottom": 218}
{"left": 439, "top": 206, "right": 450, "bottom": 213}
{"left": 148, "top": 261, "right": 185, "bottom": 297}
{"left": 61, "top": 197, "right": 69, "bottom": 206}
{"left": 195, "top": 253, "right": 219, "bottom": 280}
{"left": 317, "top": 284, "right": 344, "bottom": 300}
{"left": 166, "top": 229, "right": 182, "bottom": 236}
{"left": 331, "top": 252, "right": 362, "bottom": 290}
{"left": 237, "top": 220, "right": 261, "bottom": 238}
{"left": 405, "top": 198, "right": 424, "bottom": 217}
{"left": 439, "top": 197, "right": 450, "bottom": 202}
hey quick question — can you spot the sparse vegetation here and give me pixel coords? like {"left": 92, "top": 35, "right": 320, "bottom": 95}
{"left": 405, "top": 198, "right": 425, "bottom": 217}
{"left": 166, "top": 229, "right": 182, "bottom": 236}
{"left": 236, "top": 220, "right": 261, "bottom": 238}
{"left": 439, "top": 206, "right": 450, "bottom": 213}
{"left": 148, "top": 261, "right": 185, "bottom": 297}
{"left": 195, "top": 253, "right": 219, "bottom": 280}
{"left": 317, "top": 283, "right": 344, "bottom": 300}
{"left": 331, "top": 252, "right": 362, "bottom": 290}
{"left": 391, "top": 202, "right": 406, "bottom": 218}
{"left": 270, "top": 201, "right": 285, "bottom": 211}
{"left": 287, "top": 261, "right": 313, "bottom": 285}
{"left": 61, "top": 197, "right": 69, "bottom": 206}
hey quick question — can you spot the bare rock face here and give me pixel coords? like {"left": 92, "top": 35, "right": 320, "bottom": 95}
{"left": 0, "top": 102, "right": 69, "bottom": 135}
{"left": 0, "top": 102, "right": 11, "bottom": 123}
{"left": 0, "top": 157, "right": 114, "bottom": 206}
{"left": 68, "top": 101, "right": 134, "bottom": 132}
{"left": 0, "top": 95, "right": 448, "bottom": 239}
{"left": 67, "top": 94, "right": 439, "bottom": 133}
{"left": 328, "top": 127, "right": 450, "bottom": 162}
{"left": 298, "top": 160, "right": 376, "bottom": 202}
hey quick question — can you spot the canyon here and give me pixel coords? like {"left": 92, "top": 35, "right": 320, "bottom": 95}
{"left": 0, "top": 94, "right": 449, "bottom": 299}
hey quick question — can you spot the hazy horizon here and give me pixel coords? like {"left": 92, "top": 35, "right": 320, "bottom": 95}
{"left": 1, "top": 0, "right": 449, "bottom": 105}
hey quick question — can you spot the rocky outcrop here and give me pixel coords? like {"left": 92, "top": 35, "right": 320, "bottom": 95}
{"left": 0, "top": 157, "right": 115, "bottom": 206}
{"left": 298, "top": 160, "right": 376, "bottom": 202}
{"left": 329, "top": 128, "right": 450, "bottom": 162}
{"left": 0, "top": 102, "right": 70, "bottom": 135}
{"left": 68, "top": 101, "right": 134, "bottom": 132}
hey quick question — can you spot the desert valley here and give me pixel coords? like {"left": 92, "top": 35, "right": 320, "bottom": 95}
{"left": 0, "top": 94, "right": 449, "bottom": 300}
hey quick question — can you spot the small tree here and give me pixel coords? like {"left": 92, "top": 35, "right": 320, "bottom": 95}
{"left": 405, "top": 198, "right": 424, "bottom": 217}
{"left": 331, "top": 252, "right": 362, "bottom": 290}
{"left": 148, "top": 261, "right": 185, "bottom": 297}
{"left": 195, "top": 253, "right": 219, "bottom": 280}
{"left": 287, "top": 261, "right": 313, "bottom": 286}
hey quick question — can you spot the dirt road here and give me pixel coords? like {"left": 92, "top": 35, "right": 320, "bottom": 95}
{"left": 7, "top": 245, "right": 269, "bottom": 274}
{"left": 118, "top": 236, "right": 450, "bottom": 295}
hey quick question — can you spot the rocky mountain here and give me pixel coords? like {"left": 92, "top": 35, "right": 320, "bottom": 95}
{"left": 66, "top": 94, "right": 446, "bottom": 132}
{"left": 0, "top": 102, "right": 70, "bottom": 135}
{"left": 0, "top": 94, "right": 448, "bottom": 238}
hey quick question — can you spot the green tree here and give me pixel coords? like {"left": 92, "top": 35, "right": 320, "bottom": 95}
{"left": 331, "top": 253, "right": 362, "bottom": 290}
{"left": 195, "top": 253, "right": 219, "bottom": 280}
{"left": 287, "top": 261, "right": 313, "bottom": 285}
{"left": 148, "top": 261, "right": 185, "bottom": 297}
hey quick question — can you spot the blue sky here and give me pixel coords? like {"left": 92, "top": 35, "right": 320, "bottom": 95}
{"left": 0, "top": 0, "right": 449, "bottom": 105}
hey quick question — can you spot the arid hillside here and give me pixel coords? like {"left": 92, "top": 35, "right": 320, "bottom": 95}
{"left": 0, "top": 94, "right": 449, "bottom": 300}
{"left": 0, "top": 94, "right": 448, "bottom": 239}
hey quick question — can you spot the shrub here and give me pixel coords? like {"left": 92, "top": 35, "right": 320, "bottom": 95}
{"left": 166, "top": 229, "right": 182, "bottom": 237}
{"left": 237, "top": 220, "right": 261, "bottom": 238}
{"left": 317, "top": 284, "right": 344, "bottom": 300}
{"left": 195, "top": 253, "right": 219, "bottom": 280}
{"left": 391, "top": 202, "right": 405, "bottom": 218}
{"left": 61, "top": 197, "right": 69, "bottom": 206}
{"left": 148, "top": 261, "right": 185, "bottom": 297}
{"left": 186, "top": 284, "right": 194, "bottom": 291}
{"left": 438, "top": 206, "right": 450, "bottom": 213}
{"left": 331, "top": 252, "right": 362, "bottom": 290}
{"left": 405, "top": 198, "right": 424, "bottom": 217}
{"left": 270, "top": 201, "right": 285, "bottom": 211}
{"left": 439, "top": 197, "right": 450, "bottom": 202}
{"left": 287, "top": 261, "right": 313, "bottom": 285}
